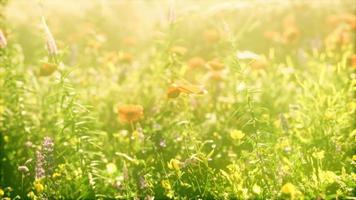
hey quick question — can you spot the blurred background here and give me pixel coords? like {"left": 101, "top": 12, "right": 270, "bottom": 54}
{"left": 5, "top": 0, "right": 355, "bottom": 65}
{"left": 0, "top": 0, "right": 355, "bottom": 199}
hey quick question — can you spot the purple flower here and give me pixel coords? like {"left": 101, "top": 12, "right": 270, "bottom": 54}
{"left": 35, "top": 136, "right": 54, "bottom": 179}
{"left": 43, "top": 137, "right": 54, "bottom": 153}
{"left": 35, "top": 150, "right": 45, "bottom": 179}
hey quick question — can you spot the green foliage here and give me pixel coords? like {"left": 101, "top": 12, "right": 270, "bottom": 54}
{"left": 0, "top": 0, "right": 355, "bottom": 199}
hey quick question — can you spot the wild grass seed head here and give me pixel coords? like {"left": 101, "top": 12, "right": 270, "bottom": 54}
{"left": 42, "top": 17, "right": 58, "bottom": 55}
{"left": 0, "top": 29, "right": 7, "bottom": 48}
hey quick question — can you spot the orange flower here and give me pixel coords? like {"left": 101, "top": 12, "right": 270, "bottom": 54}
{"left": 88, "top": 33, "right": 107, "bottom": 50}
{"left": 351, "top": 54, "right": 356, "bottom": 68}
{"left": 122, "top": 36, "right": 137, "bottom": 46}
{"left": 282, "top": 26, "right": 300, "bottom": 43}
{"left": 265, "top": 14, "right": 300, "bottom": 44}
{"left": 167, "top": 86, "right": 181, "bottom": 98}
{"left": 341, "top": 13, "right": 356, "bottom": 29}
{"left": 118, "top": 104, "right": 144, "bottom": 123}
{"left": 327, "top": 15, "right": 341, "bottom": 27}
{"left": 282, "top": 15, "right": 300, "bottom": 43}
{"left": 265, "top": 27, "right": 299, "bottom": 44}
{"left": 118, "top": 52, "right": 133, "bottom": 64}
{"left": 203, "top": 29, "right": 220, "bottom": 43}
{"left": 187, "top": 57, "right": 205, "bottom": 69}
{"left": 264, "top": 31, "right": 282, "bottom": 43}
{"left": 327, "top": 13, "right": 356, "bottom": 30}
{"left": 207, "top": 59, "right": 224, "bottom": 70}
{"left": 207, "top": 70, "right": 225, "bottom": 81}
{"left": 282, "top": 14, "right": 297, "bottom": 29}
{"left": 39, "top": 63, "right": 57, "bottom": 76}
{"left": 170, "top": 46, "right": 187, "bottom": 56}
{"left": 167, "top": 82, "right": 205, "bottom": 98}
{"left": 102, "top": 51, "right": 119, "bottom": 65}
{"left": 250, "top": 57, "right": 269, "bottom": 70}
{"left": 325, "top": 26, "right": 351, "bottom": 49}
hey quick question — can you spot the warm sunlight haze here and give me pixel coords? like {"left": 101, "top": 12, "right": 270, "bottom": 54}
{"left": 0, "top": 0, "right": 355, "bottom": 199}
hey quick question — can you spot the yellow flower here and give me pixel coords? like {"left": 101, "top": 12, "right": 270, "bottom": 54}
{"left": 324, "top": 110, "right": 335, "bottom": 120}
{"left": 352, "top": 173, "right": 356, "bottom": 180}
{"left": 52, "top": 172, "right": 61, "bottom": 179}
{"left": 34, "top": 181, "right": 44, "bottom": 193}
{"left": 27, "top": 191, "right": 35, "bottom": 199}
{"left": 161, "top": 179, "right": 171, "bottom": 190}
{"left": 0, "top": 104, "right": 4, "bottom": 117}
{"left": 320, "top": 170, "right": 337, "bottom": 184}
{"left": 4, "top": 135, "right": 9, "bottom": 143}
{"left": 58, "top": 164, "right": 66, "bottom": 170}
{"left": 230, "top": 130, "right": 245, "bottom": 140}
{"left": 312, "top": 150, "right": 325, "bottom": 160}
{"left": 252, "top": 183, "right": 261, "bottom": 194}
{"left": 106, "top": 163, "right": 117, "bottom": 174}
{"left": 168, "top": 159, "right": 181, "bottom": 171}
{"left": 0, "top": 188, "right": 4, "bottom": 197}
{"left": 352, "top": 155, "right": 356, "bottom": 161}
{"left": 132, "top": 130, "right": 140, "bottom": 139}
{"left": 281, "top": 182, "right": 296, "bottom": 195}
{"left": 213, "top": 132, "right": 221, "bottom": 139}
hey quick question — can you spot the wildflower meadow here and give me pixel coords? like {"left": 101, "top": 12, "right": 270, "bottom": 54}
{"left": 0, "top": 0, "right": 355, "bottom": 199}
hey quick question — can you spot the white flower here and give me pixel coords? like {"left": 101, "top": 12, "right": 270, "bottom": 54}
{"left": 236, "top": 50, "right": 261, "bottom": 60}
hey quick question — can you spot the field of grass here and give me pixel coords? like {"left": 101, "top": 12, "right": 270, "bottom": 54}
{"left": 0, "top": 0, "right": 355, "bottom": 199}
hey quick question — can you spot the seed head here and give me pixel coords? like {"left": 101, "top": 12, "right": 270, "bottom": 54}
{"left": 0, "top": 29, "right": 7, "bottom": 48}
{"left": 42, "top": 17, "right": 58, "bottom": 55}
{"left": 18, "top": 166, "right": 29, "bottom": 173}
